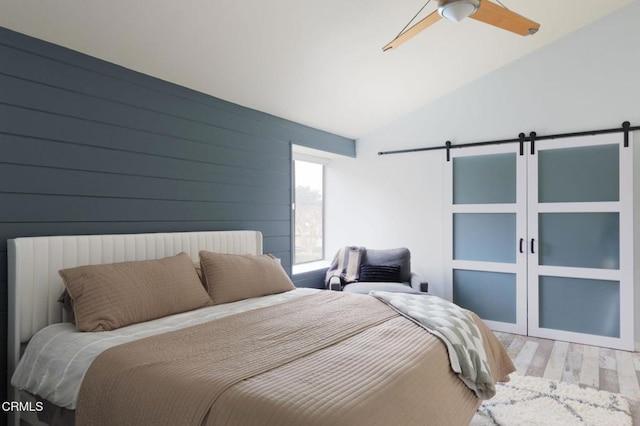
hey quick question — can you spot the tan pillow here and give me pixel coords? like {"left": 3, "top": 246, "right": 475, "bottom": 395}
{"left": 199, "top": 251, "right": 295, "bottom": 304}
{"left": 60, "top": 253, "right": 212, "bottom": 332}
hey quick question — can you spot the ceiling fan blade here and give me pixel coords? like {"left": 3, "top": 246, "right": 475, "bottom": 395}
{"left": 383, "top": 11, "right": 442, "bottom": 51}
{"left": 470, "top": 0, "right": 540, "bottom": 36}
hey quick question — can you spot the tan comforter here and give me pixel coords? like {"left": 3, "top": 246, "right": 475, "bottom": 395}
{"left": 76, "top": 291, "right": 514, "bottom": 426}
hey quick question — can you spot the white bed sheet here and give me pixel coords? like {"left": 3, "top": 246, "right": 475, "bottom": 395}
{"left": 11, "top": 288, "right": 319, "bottom": 410}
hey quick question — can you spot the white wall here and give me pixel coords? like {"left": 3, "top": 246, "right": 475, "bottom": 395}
{"left": 635, "top": 130, "right": 640, "bottom": 349}
{"left": 326, "top": 1, "right": 640, "bottom": 336}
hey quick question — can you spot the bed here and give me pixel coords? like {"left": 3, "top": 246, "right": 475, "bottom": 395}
{"left": 7, "top": 230, "right": 515, "bottom": 426}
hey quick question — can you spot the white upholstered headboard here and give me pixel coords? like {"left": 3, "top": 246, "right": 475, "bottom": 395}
{"left": 6, "top": 230, "right": 263, "bottom": 404}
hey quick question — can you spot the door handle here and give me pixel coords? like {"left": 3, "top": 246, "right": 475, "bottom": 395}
{"left": 531, "top": 238, "right": 536, "bottom": 254}
{"left": 519, "top": 238, "right": 524, "bottom": 253}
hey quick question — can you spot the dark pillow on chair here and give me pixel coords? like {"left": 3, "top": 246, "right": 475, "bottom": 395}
{"left": 363, "top": 248, "right": 411, "bottom": 282}
{"left": 358, "top": 264, "right": 402, "bottom": 283}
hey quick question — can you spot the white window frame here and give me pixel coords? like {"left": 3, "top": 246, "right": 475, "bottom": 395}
{"left": 292, "top": 151, "right": 330, "bottom": 273}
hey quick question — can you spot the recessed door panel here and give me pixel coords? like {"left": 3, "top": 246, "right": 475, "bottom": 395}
{"left": 453, "top": 269, "right": 517, "bottom": 324}
{"left": 453, "top": 213, "right": 517, "bottom": 263}
{"left": 538, "top": 144, "right": 619, "bottom": 203}
{"left": 453, "top": 153, "right": 517, "bottom": 204}
{"left": 538, "top": 276, "right": 620, "bottom": 338}
{"left": 539, "top": 212, "right": 619, "bottom": 269}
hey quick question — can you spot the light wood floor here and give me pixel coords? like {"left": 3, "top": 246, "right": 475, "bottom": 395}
{"left": 494, "top": 332, "right": 640, "bottom": 424}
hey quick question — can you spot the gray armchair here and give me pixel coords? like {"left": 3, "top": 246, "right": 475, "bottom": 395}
{"left": 326, "top": 247, "right": 428, "bottom": 294}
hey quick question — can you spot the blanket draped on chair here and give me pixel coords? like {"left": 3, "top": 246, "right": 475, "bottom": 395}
{"left": 325, "top": 246, "right": 365, "bottom": 289}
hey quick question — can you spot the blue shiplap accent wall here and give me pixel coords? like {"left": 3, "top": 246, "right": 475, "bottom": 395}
{"left": 292, "top": 268, "right": 329, "bottom": 289}
{"left": 0, "top": 26, "right": 354, "bottom": 403}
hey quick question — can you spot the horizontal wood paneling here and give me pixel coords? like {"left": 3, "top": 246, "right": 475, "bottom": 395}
{"left": 0, "top": 312, "right": 5, "bottom": 342}
{"left": 0, "top": 164, "right": 290, "bottom": 205}
{"left": 293, "top": 269, "right": 328, "bottom": 289}
{"left": 0, "top": 25, "right": 355, "bottom": 402}
{"left": 0, "top": 44, "right": 294, "bottom": 142}
{"left": 2, "top": 76, "right": 294, "bottom": 156}
{"left": 0, "top": 104, "right": 290, "bottom": 166}
{"left": 0, "top": 33, "right": 355, "bottom": 157}
{"left": 0, "top": 257, "right": 5, "bottom": 284}
{"left": 0, "top": 279, "right": 6, "bottom": 315}
{"left": 0, "top": 134, "right": 289, "bottom": 189}
{"left": 0, "top": 194, "right": 290, "bottom": 222}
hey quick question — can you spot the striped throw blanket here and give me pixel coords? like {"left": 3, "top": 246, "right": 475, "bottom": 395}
{"left": 371, "top": 291, "right": 496, "bottom": 399}
{"left": 325, "top": 246, "right": 365, "bottom": 289}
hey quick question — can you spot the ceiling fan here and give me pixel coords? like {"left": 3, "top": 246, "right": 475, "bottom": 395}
{"left": 383, "top": 0, "right": 540, "bottom": 51}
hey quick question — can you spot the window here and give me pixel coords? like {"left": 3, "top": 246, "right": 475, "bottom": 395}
{"left": 293, "top": 159, "right": 324, "bottom": 265}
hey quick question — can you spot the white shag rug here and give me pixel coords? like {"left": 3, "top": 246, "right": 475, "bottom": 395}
{"left": 471, "top": 373, "right": 632, "bottom": 426}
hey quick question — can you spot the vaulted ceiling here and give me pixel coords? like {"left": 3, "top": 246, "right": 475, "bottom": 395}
{"left": 0, "top": 0, "right": 632, "bottom": 139}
